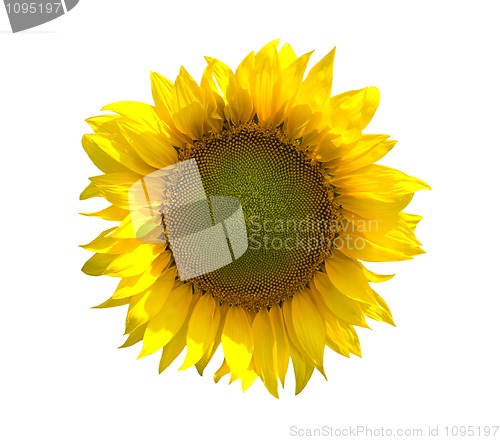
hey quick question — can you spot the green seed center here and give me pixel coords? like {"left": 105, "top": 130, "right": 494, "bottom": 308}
{"left": 184, "top": 123, "right": 336, "bottom": 311}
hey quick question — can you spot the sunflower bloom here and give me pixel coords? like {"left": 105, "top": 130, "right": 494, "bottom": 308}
{"left": 80, "top": 40, "right": 429, "bottom": 397}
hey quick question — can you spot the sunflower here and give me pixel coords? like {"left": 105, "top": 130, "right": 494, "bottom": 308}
{"left": 80, "top": 40, "right": 429, "bottom": 397}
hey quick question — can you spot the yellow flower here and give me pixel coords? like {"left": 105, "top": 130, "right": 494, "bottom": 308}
{"left": 80, "top": 40, "right": 429, "bottom": 397}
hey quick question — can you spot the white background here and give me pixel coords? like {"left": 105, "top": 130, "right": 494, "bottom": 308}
{"left": 1, "top": 1, "right": 499, "bottom": 439}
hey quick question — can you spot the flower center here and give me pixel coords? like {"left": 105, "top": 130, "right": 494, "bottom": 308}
{"left": 182, "top": 123, "right": 337, "bottom": 311}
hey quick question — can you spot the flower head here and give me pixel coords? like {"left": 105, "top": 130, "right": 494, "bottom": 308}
{"left": 81, "top": 41, "right": 429, "bottom": 397}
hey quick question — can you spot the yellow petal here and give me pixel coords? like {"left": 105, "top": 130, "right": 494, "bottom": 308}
{"left": 200, "top": 66, "right": 224, "bottom": 132}
{"left": 120, "top": 323, "right": 146, "bottom": 348}
{"left": 290, "top": 344, "right": 315, "bottom": 395}
{"left": 313, "top": 296, "right": 363, "bottom": 359}
{"left": 296, "top": 48, "right": 335, "bottom": 111}
{"left": 361, "top": 292, "right": 395, "bottom": 326}
{"left": 324, "top": 250, "right": 378, "bottom": 306}
{"left": 284, "top": 48, "right": 334, "bottom": 141}
{"left": 214, "top": 360, "right": 231, "bottom": 383}
{"left": 82, "top": 134, "right": 128, "bottom": 174}
{"left": 80, "top": 229, "right": 138, "bottom": 254}
{"left": 330, "top": 86, "right": 380, "bottom": 144}
{"left": 150, "top": 72, "right": 174, "bottom": 121}
{"left": 228, "top": 51, "right": 255, "bottom": 124}
{"left": 221, "top": 306, "right": 254, "bottom": 377}
{"left": 282, "top": 299, "right": 315, "bottom": 366}
{"left": 289, "top": 290, "right": 325, "bottom": 371}
{"left": 111, "top": 252, "right": 172, "bottom": 299}
{"left": 235, "top": 51, "right": 254, "bottom": 90}
{"left": 336, "top": 211, "right": 425, "bottom": 262}
{"left": 308, "top": 297, "right": 351, "bottom": 358}
{"left": 312, "top": 272, "right": 369, "bottom": 327}
{"left": 278, "top": 42, "right": 297, "bottom": 68}
{"left": 325, "top": 317, "right": 361, "bottom": 357}
{"left": 150, "top": 73, "right": 191, "bottom": 147}
{"left": 240, "top": 361, "right": 259, "bottom": 392}
{"left": 124, "top": 269, "right": 176, "bottom": 333}
{"left": 80, "top": 227, "right": 116, "bottom": 250}
{"left": 99, "top": 102, "right": 178, "bottom": 169}
{"left": 92, "top": 295, "right": 130, "bottom": 309}
{"left": 333, "top": 164, "right": 431, "bottom": 201}
{"left": 252, "top": 309, "right": 279, "bottom": 398}
{"left": 338, "top": 230, "right": 424, "bottom": 262}
{"left": 338, "top": 193, "right": 414, "bottom": 219}
{"left": 362, "top": 265, "right": 395, "bottom": 283}
{"left": 195, "top": 302, "right": 228, "bottom": 376}
{"left": 158, "top": 324, "right": 188, "bottom": 373}
{"left": 109, "top": 214, "right": 136, "bottom": 239}
{"left": 401, "top": 212, "right": 423, "bottom": 231}
{"left": 89, "top": 171, "right": 142, "bottom": 210}
{"left": 171, "top": 67, "right": 206, "bottom": 140}
{"left": 103, "top": 244, "right": 165, "bottom": 278}
{"left": 81, "top": 253, "right": 116, "bottom": 276}
{"left": 116, "top": 118, "right": 178, "bottom": 169}
{"left": 285, "top": 102, "right": 323, "bottom": 142}
{"left": 268, "top": 305, "right": 290, "bottom": 387}
{"left": 337, "top": 321, "right": 362, "bottom": 357}
{"left": 101, "top": 101, "right": 160, "bottom": 123}
{"left": 329, "top": 135, "right": 394, "bottom": 174}
{"left": 280, "top": 51, "right": 313, "bottom": 111}
{"left": 79, "top": 181, "right": 101, "bottom": 200}
{"left": 79, "top": 205, "right": 128, "bottom": 222}
{"left": 82, "top": 130, "right": 155, "bottom": 176}
{"left": 204, "top": 57, "right": 232, "bottom": 98}
{"left": 158, "top": 293, "right": 200, "bottom": 373}
{"left": 180, "top": 293, "right": 219, "bottom": 369}
{"left": 139, "top": 282, "right": 193, "bottom": 358}
{"left": 251, "top": 40, "right": 283, "bottom": 125}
